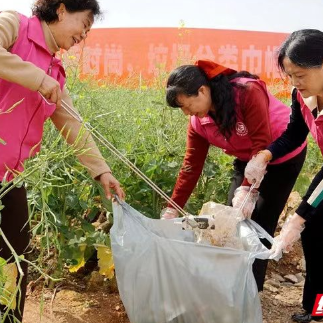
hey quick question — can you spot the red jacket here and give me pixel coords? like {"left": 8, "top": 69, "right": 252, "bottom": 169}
{"left": 169, "top": 78, "right": 306, "bottom": 208}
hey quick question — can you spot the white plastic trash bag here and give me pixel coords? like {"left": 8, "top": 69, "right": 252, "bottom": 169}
{"left": 111, "top": 200, "right": 274, "bottom": 323}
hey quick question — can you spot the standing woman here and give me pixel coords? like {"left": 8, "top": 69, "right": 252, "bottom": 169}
{"left": 0, "top": 1, "right": 124, "bottom": 322}
{"left": 245, "top": 30, "right": 323, "bottom": 323}
{"left": 162, "top": 60, "right": 307, "bottom": 291}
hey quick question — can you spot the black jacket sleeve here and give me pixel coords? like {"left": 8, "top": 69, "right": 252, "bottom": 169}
{"left": 296, "top": 166, "right": 323, "bottom": 220}
{"left": 267, "top": 88, "right": 309, "bottom": 161}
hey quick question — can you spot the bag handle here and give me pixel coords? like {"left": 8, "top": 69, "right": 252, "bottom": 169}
{"left": 245, "top": 218, "right": 274, "bottom": 245}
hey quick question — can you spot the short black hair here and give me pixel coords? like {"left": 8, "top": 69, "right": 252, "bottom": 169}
{"left": 278, "top": 29, "right": 323, "bottom": 72}
{"left": 32, "top": 0, "right": 102, "bottom": 23}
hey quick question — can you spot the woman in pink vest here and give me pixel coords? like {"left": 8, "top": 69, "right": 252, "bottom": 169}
{"left": 0, "top": 1, "right": 124, "bottom": 321}
{"left": 245, "top": 30, "right": 323, "bottom": 323}
{"left": 162, "top": 60, "right": 307, "bottom": 292}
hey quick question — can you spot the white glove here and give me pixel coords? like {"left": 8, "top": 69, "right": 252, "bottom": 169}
{"left": 160, "top": 207, "right": 179, "bottom": 219}
{"left": 244, "top": 150, "right": 271, "bottom": 188}
{"left": 232, "top": 186, "right": 259, "bottom": 219}
{"left": 270, "top": 213, "right": 305, "bottom": 260}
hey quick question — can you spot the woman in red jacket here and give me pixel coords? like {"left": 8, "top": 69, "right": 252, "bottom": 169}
{"left": 162, "top": 60, "right": 306, "bottom": 291}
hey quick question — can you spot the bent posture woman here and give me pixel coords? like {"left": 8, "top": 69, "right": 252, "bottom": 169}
{"left": 162, "top": 60, "right": 306, "bottom": 291}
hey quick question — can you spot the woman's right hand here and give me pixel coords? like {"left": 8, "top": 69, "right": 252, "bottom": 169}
{"left": 244, "top": 150, "right": 271, "bottom": 188}
{"left": 38, "top": 74, "right": 62, "bottom": 108}
{"left": 160, "top": 207, "right": 179, "bottom": 219}
{"left": 232, "top": 186, "right": 259, "bottom": 219}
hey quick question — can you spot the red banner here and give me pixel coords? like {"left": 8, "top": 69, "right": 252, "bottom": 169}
{"left": 62, "top": 27, "right": 289, "bottom": 89}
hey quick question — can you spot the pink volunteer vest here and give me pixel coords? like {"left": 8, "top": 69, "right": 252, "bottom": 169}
{"left": 297, "top": 91, "right": 323, "bottom": 155}
{"left": 191, "top": 78, "right": 306, "bottom": 164}
{"left": 0, "top": 13, "right": 66, "bottom": 181}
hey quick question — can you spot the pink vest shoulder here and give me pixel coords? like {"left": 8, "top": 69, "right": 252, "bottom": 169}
{"left": 190, "top": 77, "right": 305, "bottom": 163}
{"left": 190, "top": 77, "right": 267, "bottom": 135}
{"left": 296, "top": 91, "right": 323, "bottom": 147}
{"left": 0, "top": 13, "right": 66, "bottom": 181}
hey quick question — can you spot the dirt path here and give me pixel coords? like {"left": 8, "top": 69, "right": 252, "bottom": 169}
{"left": 23, "top": 288, "right": 128, "bottom": 323}
{"left": 22, "top": 283, "right": 306, "bottom": 323}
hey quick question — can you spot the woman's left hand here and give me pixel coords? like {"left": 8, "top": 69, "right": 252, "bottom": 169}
{"left": 99, "top": 172, "right": 125, "bottom": 201}
{"left": 270, "top": 213, "right": 305, "bottom": 259}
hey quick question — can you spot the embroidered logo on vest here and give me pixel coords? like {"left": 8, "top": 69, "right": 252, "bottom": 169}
{"left": 236, "top": 122, "right": 248, "bottom": 136}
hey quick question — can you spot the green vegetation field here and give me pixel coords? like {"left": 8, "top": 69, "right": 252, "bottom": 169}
{"left": 1, "top": 75, "right": 322, "bottom": 298}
